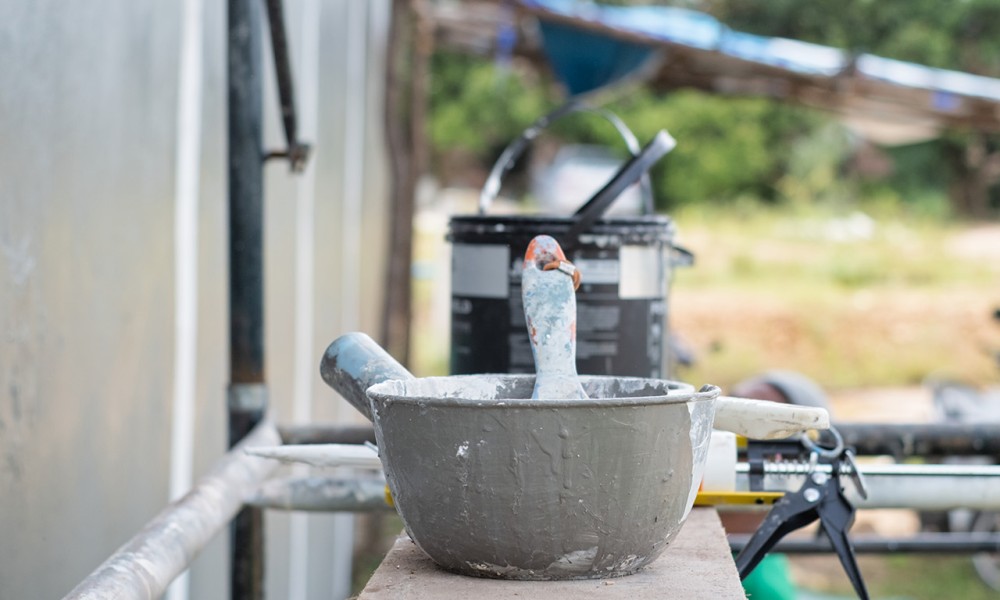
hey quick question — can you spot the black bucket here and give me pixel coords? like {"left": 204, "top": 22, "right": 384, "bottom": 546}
{"left": 447, "top": 102, "right": 689, "bottom": 378}
{"left": 449, "top": 215, "right": 681, "bottom": 378}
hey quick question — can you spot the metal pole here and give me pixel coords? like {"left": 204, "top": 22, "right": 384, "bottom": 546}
{"left": 63, "top": 422, "right": 281, "bottom": 600}
{"left": 228, "top": 0, "right": 267, "bottom": 596}
{"left": 729, "top": 533, "right": 1000, "bottom": 554}
{"left": 736, "top": 462, "right": 1000, "bottom": 510}
{"left": 277, "top": 424, "right": 377, "bottom": 445}
{"left": 261, "top": 0, "right": 310, "bottom": 171}
{"left": 834, "top": 422, "right": 1000, "bottom": 458}
{"left": 246, "top": 476, "right": 393, "bottom": 512}
{"left": 264, "top": 0, "right": 298, "bottom": 152}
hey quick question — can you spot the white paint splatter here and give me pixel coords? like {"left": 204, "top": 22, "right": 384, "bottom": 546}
{"left": 547, "top": 546, "right": 598, "bottom": 574}
{"left": 456, "top": 442, "right": 469, "bottom": 458}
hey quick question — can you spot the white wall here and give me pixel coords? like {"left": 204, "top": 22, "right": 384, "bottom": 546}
{"left": 0, "top": 0, "right": 390, "bottom": 597}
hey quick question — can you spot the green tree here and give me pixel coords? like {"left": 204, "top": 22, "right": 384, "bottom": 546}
{"left": 429, "top": 52, "right": 553, "bottom": 171}
{"left": 428, "top": 1, "right": 1000, "bottom": 216}
{"left": 709, "top": 0, "right": 1000, "bottom": 217}
{"left": 428, "top": 52, "right": 829, "bottom": 209}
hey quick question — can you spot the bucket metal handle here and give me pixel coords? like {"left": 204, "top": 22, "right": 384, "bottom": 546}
{"left": 565, "top": 130, "right": 676, "bottom": 242}
{"left": 478, "top": 100, "right": 655, "bottom": 215}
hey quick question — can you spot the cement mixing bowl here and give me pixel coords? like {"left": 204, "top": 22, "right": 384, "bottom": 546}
{"left": 316, "top": 332, "right": 827, "bottom": 580}
{"left": 366, "top": 374, "right": 718, "bottom": 580}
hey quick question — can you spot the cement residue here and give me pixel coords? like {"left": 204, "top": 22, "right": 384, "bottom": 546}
{"left": 369, "top": 374, "right": 705, "bottom": 405}
{"left": 546, "top": 546, "right": 598, "bottom": 574}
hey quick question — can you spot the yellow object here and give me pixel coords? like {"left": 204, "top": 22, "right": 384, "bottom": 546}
{"left": 384, "top": 485, "right": 394, "bottom": 508}
{"left": 694, "top": 491, "right": 784, "bottom": 506}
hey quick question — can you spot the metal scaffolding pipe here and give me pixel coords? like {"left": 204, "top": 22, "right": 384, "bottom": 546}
{"left": 63, "top": 421, "right": 281, "bottom": 600}
{"left": 247, "top": 476, "right": 392, "bottom": 512}
{"left": 227, "top": 0, "right": 267, "bottom": 594}
{"left": 729, "top": 533, "right": 1000, "bottom": 554}
{"left": 833, "top": 422, "right": 1000, "bottom": 457}
{"left": 737, "top": 463, "right": 1000, "bottom": 510}
{"left": 277, "top": 423, "right": 376, "bottom": 445}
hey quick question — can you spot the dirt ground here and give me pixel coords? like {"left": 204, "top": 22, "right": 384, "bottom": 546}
{"left": 670, "top": 222, "right": 1000, "bottom": 393}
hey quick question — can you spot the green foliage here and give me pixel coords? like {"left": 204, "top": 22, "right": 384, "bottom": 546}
{"left": 873, "top": 555, "right": 998, "bottom": 600}
{"left": 708, "top": 0, "right": 980, "bottom": 69}
{"left": 706, "top": 0, "right": 1000, "bottom": 217}
{"left": 598, "top": 89, "right": 827, "bottom": 208}
{"left": 428, "top": 53, "right": 834, "bottom": 209}
{"left": 428, "top": 52, "right": 553, "bottom": 164}
{"left": 427, "top": 1, "right": 1000, "bottom": 216}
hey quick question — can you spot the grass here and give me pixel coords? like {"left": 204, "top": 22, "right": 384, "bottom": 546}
{"left": 790, "top": 554, "right": 999, "bottom": 600}
{"left": 669, "top": 204, "right": 1000, "bottom": 390}
{"left": 875, "top": 555, "right": 998, "bottom": 600}
{"left": 671, "top": 204, "right": 992, "bottom": 291}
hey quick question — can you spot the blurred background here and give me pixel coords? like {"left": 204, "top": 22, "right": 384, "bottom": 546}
{"left": 3, "top": 0, "right": 1000, "bottom": 598}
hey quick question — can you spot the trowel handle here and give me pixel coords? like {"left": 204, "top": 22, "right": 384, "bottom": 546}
{"left": 714, "top": 396, "right": 830, "bottom": 440}
{"left": 319, "top": 332, "right": 414, "bottom": 422}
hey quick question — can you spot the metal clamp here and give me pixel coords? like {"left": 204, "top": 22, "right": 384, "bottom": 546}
{"left": 802, "top": 426, "right": 869, "bottom": 499}
{"left": 541, "top": 259, "right": 581, "bottom": 289}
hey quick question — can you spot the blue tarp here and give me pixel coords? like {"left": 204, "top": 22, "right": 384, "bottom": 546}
{"left": 524, "top": 0, "right": 1000, "bottom": 103}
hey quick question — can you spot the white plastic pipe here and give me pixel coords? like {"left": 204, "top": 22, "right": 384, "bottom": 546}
{"left": 289, "top": 0, "right": 321, "bottom": 596}
{"left": 853, "top": 465, "right": 1000, "bottom": 510}
{"left": 736, "top": 463, "right": 1000, "bottom": 511}
{"left": 166, "top": 0, "right": 204, "bottom": 596}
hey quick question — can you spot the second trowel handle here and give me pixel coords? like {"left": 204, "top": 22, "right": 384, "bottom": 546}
{"left": 319, "top": 332, "right": 414, "bottom": 422}
{"left": 713, "top": 396, "right": 830, "bottom": 440}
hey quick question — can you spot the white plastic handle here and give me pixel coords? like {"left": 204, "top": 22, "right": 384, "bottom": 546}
{"left": 712, "top": 396, "right": 830, "bottom": 440}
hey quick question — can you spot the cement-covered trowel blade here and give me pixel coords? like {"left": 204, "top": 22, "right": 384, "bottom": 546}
{"left": 522, "top": 235, "right": 587, "bottom": 400}
{"left": 245, "top": 443, "right": 382, "bottom": 469}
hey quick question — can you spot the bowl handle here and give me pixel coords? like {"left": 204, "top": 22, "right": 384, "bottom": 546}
{"left": 713, "top": 396, "right": 830, "bottom": 440}
{"left": 319, "top": 332, "right": 414, "bottom": 422}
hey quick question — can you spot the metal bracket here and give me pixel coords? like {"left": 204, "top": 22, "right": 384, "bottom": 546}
{"left": 228, "top": 382, "right": 269, "bottom": 413}
{"left": 262, "top": 0, "right": 311, "bottom": 173}
{"left": 265, "top": 143, "right": 311, "bottom": 173}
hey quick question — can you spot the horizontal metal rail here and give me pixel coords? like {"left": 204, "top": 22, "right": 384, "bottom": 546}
{"left": 729, "top": 533, "right": 1000, "bottom": 554}
{"left": 63, "top": 420, "right": 281, "bottom": 600}
{"left": 834, "top": 422, "right": 1000, "bottom": 457}
{"left": 277, "top": 423, "right": 376, "bottom": 445}
{"left": 247, "top": 476, "right": 392, "bottom": 512}
{"left": 736, "top": 462, "right": 1000, "bottom": 510}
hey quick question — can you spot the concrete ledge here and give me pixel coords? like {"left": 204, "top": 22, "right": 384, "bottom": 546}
{"left": 358, "top": 508, "right": 745, "bottom": 599}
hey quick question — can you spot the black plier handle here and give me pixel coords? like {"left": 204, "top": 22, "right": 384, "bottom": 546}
{"left": 734, "top": 453, "right": 870, "bottom": 600}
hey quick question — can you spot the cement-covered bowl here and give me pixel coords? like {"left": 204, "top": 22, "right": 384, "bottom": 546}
{"left": 366, "top": 374, "right": 719, "bottom": 580}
